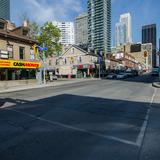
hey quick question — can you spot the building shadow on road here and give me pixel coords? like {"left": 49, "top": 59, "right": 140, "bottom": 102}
{"left": 0, "top": 93, "right": 160, "bottom": 160}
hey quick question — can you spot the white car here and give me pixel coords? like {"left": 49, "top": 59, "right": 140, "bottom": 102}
{"left": 52, "top": 75, "right": 58, "bottom": 80}
{"left": 116, "top": 73, "right": 127, "bottom": 79}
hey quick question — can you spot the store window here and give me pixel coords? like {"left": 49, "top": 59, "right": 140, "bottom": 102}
{"left": 19, "top": 47, "right": 25, "bottom": 60}
{"left": 78, "top": 56, "right": 82, "bottom": 63}
{"left": 56, "top": 59, "right": 58, "bottom": 65}
{"left": 71, "top": 48, "right": 74, "bottom": 54}
{"left": 30, "top": 48, "right": 35, "bottom": 60}
{"left": 0, "top": 22, "right": 5, "bottom": 29}
{"left": 7, "top": 45, "right": 13, "bottom": 58}
{"left": 70, "top": 57, "right": 74, "bottom": 64}
{"left": 49, "top": 60, "right": 52, "bottom": 66}
{"left": 64, "top": 58, "right": 67, "bottom": 64}
{"left": 79, "top": 57, "right": 82, "bottom": 63}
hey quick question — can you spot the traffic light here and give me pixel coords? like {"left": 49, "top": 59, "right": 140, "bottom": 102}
{"left": 32, "top": 44, "right": 38, "bottom": 55}
{"left": 144, "top": 51, "right": 148, "bottom": 57}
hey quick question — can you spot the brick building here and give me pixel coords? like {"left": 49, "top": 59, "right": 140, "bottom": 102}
{"left": 0, "top": 18, "right": 41, "bottom": 81}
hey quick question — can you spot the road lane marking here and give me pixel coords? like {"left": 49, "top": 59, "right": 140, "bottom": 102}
{"left": 4, "top": 108, "right": 138, "bottom": 147}
{"left": 136, "top": 88, "right": 157, "bottom": 146}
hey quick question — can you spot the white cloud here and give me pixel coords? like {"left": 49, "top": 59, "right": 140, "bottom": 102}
{"left": 22, "top": 0, "right": 83, "bottom": 23}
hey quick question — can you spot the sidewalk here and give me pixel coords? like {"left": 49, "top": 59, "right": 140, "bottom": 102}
{"left": 152, "top": 78, "right": 160, "bottom": 88}
{"left": 0, "top": 78, "right": 99, "bottom": 94}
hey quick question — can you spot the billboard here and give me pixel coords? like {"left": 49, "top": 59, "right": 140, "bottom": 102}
{"left": 131, "top": 44, "right": 141, "bottom": 52}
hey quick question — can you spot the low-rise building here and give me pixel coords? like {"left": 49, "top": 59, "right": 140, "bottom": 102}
{"left": 111, "top": 43, "right": 152, "bottom": 71}
{"left": 56, "top": 45, "right": 98, "bottom": 78}
{"left": 0, "top": 18, "right": 41, "bottom": 81}
{"left": 106, "top": 52, "right": 140, "bottom": 70}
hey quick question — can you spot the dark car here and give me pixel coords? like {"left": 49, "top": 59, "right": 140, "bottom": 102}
{"left": 106, "top": 73, "right": 117, "bottom": 79}
{"left": 125, "top": 71, "right": 134, "bottom": 77}
{"left": 151, "top": 67, "right": 159, "bottom": 76}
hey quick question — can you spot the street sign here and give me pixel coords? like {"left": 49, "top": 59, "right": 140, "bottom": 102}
{"left": 38, "top": 46, "right": 48, "bottom": 51}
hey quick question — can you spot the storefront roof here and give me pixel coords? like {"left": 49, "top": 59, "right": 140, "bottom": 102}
{"left": 0, "top": 29, "right": 37, "bottom": 45}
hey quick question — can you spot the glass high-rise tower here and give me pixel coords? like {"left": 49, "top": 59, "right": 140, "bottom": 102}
{"left": 142, "top": 24, "right": 157, "bottom": 67}
{"left": 75, "top": 13, "right": 88, "bottom": 45}
{"left": 53, "top": 21, "right": 75, "bottom": 45}
{"left": 88, "top": 0, "right": 111, "bottom": 54}
{"left": 0, "top": 0, "right": 10, "bottom": 20}
{"left": 115, "top": 22, "right": 127, "bottom": 46}
{"left": 115, "top": 13, "right": 132, "bottom": 46}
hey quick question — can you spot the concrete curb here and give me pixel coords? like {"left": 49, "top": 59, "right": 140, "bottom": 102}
{"left": 152, "top": 82, "right": 160, "bottom": 88}
{"left": 0, "top": 79, "right": 99, "bottom": 94}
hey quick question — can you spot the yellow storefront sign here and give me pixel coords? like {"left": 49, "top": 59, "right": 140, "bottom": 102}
{"left": 0, "top": 60, "right": 41, "bottom": 69}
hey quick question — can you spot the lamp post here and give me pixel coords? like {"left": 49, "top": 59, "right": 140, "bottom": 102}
{"left": 157, "top": 51, "right": 160, "bottom": 82}
{"left": 43, "top": 47, "right": 46, "bottom": 84}
{"left": 98, "top": 54, "right": 102, "bottom": 79}
{"left": 99, "top": 62, "right": 101, "bottom": 79}
{"left": 37, "top": 44, "right": 47, "bottom": 85}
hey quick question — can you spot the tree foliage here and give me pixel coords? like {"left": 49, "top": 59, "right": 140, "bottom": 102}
{"left": 29, "top": 22, "right": 40, "bottom": 40}
{"left": 38, "top": 22, "right": 62, "bottom": 57}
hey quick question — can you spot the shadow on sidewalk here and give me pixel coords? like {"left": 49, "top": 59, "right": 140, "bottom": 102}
{"left": 102, "top": 74, "right": 157, "bottom": 84}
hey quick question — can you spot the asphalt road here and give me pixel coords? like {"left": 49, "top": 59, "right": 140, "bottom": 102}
{"left": 0, "top": 75, "right": 159, "bottom": 160}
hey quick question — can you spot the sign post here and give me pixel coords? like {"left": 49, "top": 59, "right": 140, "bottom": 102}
{"left": 37, "top": 44, "right": 48, "bottom": 85}
{"left": 43, "top": 44, "right": 46, "bottom": 84}
{"left": 157, "top": 51, "right": 160, "bottom": 82}
{"left": 98, "top": 56, "right": 102, "bottom": 79}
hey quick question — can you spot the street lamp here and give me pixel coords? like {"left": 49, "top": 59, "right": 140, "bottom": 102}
{"left": 157, "top": 50, "right": 160, "bottom": 82}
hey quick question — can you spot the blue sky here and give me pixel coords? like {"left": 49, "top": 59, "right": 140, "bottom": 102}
{"left": 11, "top": 0, "right": 160, "bottom": 47}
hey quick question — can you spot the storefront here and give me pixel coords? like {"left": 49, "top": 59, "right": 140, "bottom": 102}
{"left": 0, "top": 59, "right": 41, "bottom": 81}
{"left": 76, "top": 64, "right": 96, "bottom": 78}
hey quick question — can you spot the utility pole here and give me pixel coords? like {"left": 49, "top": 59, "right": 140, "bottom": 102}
{"left": 37, "top": 49, "right": 43, "bottom": 85}
{"left": 99, "top": 58, "right": 101, "bottom": 79}
{"left": 158, "top": 51, "right": 160, "bottom": 82}
{"left": 43, "top": 43, "right": 46, "bottom": 84}
{"left": 99, "top": 64, "right": 100, "bottom": 79}
{"left": 33, "top": 44, "right": 42, "bottom": 85}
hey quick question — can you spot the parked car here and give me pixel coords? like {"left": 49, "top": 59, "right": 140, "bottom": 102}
{"left": 106, "top": 73, "right": 117, "bottom": 79}
{"left": 132, "top": 70, "right": 139, "bottom": 76}
{"left": 53, "top": 75, "right": 58, "bottom": 80}
{"left": 125, "top": 71, "right": 134, "bottom": 77}
{"left": 151, "top": 67, "right": 159, "bottom": 76}
{"left": 116, "top": 73, "right": 127, "bottom": 79}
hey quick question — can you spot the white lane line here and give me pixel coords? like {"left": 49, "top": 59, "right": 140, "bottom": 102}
{"left": 5, "top": 108, "right": 138, "bottom": 147}
{"left": 136, "top": 88, "right": 157, "bottom": 146}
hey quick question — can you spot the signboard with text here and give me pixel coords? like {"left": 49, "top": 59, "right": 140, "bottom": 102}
{"left": 0, "top": 60, "right": 41, "bottom": 69}
{"left": 0, "top": 50, "right": 9, "bottom": 59}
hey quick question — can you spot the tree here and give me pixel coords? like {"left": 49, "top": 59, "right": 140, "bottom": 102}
{"left": 38, "top": 22, "right": 62, "bottom": 57}
{"left": 29, "top": 22, "right": 40, "bottom": 40}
